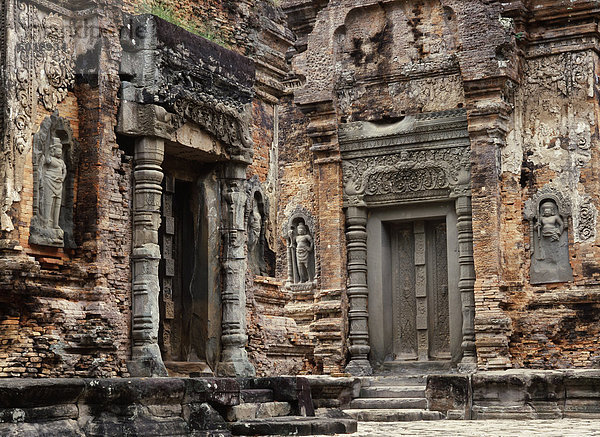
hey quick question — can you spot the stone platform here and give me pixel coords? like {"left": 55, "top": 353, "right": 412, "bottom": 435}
{"left": 0, "top": 377, "right": 356, "bottom": 436}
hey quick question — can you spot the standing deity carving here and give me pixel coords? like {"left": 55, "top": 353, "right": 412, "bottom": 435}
{"left": 284, "top": 207, "right": 316, "bottom": 286}
{"left": 44, "top": 137, "right": 67, "bottom": 227}
{"left": 30, "top": 112, "right": 77, "bottom": 248}
{"left": 525, "top": 186, "right": 573, "bottom": 284}
{"left": 245, "top": 177, "right": 274, "bottom": 276}
{"left": 290, "top": 223, "right": 314, "bottom": 283}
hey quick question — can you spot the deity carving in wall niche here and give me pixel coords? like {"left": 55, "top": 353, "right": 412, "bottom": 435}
{"left": 245, "top": 177, "right": 274, "bottom": 277}
{"left": 290, "top": 223, "right": 314, "bottom": 283}
{"left": 525, "top": 186, "right": 573, "bottom": 284}
{"left": 30, "top": 112, "right": 78, "bottom": 248}
{"left": 284, "top": 207, "right": 316, "bottom": 288}
{"left": 41, "top": 137, "right": 67, "bottom": 233}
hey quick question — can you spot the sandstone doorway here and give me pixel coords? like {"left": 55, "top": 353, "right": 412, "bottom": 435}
{"left": 389, "top": 219, "right": 450, "bottom": 363}
{"left": 367, "top": 203, "right": 462, "bottom": 371}
{"left": 158, "top": 169, "right": 220, "bottom": 377}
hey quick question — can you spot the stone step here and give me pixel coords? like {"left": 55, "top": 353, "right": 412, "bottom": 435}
{"left": 240, "top": 388, "right": 274, "bottom": 403}
{"left": 230, "top": 416, "right": 357, "bottom": 436}
{"left": 343, "top": 408, "right": 444, "bottom": 422}
{"left": 361, "top": 375, "right": 427, "bottom": 387}
{"left": 360, "top": 385, "right": 426, "bottom": 398}
{"left": 348, "top": 397, "right": 427, "bottom": 409}
{"left": 381, "top": 360, "right": 452, "bottom": 374}
{"left": 226, "top": 402, "right": 291, "bottom": 421}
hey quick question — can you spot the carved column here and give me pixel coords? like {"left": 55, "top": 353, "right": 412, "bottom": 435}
{"left": 345, "top": 206, "right": 372, "bottom": 375}
{"left": 216, "top": 163, "right": 255, "bottom": 377}
{"left": 456, "top": 195, "right": 476, "bottom": 371}
{"left": 130, "top": 137, "right": 168, "bottom": 376}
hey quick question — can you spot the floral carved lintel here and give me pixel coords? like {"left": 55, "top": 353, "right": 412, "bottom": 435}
{"left": 342, "top": 146, "right": 471, "bottom": 206}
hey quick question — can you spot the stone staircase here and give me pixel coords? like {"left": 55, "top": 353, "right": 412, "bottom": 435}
{"left": 343, "top": 375, "right": 445, "bottom": 422}
{"left": 228, "top": 384, "right": 357, "bottom": 435}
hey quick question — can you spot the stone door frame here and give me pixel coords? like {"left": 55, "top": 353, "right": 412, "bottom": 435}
{"left": 367, "top": 202, "right": 462, "bottom": 368}
{"left": 340, "top": 109, "right": 476, "bottom": 375}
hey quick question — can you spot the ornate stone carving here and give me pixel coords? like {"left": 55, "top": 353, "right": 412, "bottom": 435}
{"left": 524, "top": 185, "right": 573, "bottom": 285}
{"left": 284, "top": 206, "right": 316, "bottom": 286}
{"left": 345, "top": 206, "right": 372, "bottom": 375}
{"left": 2, "top": 1, "right": 76, "bottom": 231}
{"left": 245, "top": 176, "right": 270, "bottom": 276}
{"left": 577, "top": 198, "right": 596, "bottom": 242}
{"left": 216, "top": 165, "right": 255, "bottom": 377}
{"left": 341, "top": 109, "right": 475, "bottom": 372}
{"left": 120, "top": 14, "right": 254, "bottom": 162}
{"left": 340, "top": 110, "right": 471, "bottom": 207}
{"left": 29, "top": 112, "right": 77, "bottom": 248}
{"left": 342, "top": 146, "right": 470, "bottom": 205}
{"left": 129, "top": 136, "right": 168, "bottom": 377}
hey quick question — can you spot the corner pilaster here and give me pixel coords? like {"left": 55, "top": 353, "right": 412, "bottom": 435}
{"left": 344, "top": 206, "right": 372, "bottom": 375}
{"left": 456, "top": 195, "right": 476, "bottom": 372}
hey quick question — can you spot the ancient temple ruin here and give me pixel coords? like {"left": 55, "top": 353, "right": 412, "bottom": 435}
{"left": 1, "top": 0, "right": 600, "bottom": 435}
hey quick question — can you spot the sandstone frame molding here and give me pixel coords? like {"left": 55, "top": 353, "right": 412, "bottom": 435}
{"left": 340, "top": 109, "right": 476, "bottom": 375}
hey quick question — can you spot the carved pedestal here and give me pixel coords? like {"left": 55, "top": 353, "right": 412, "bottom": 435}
{"left": 129, "top": 137, "right": 168, "bottom": 376}
{"left": 216, "top": 164, "right": 255, "bottom": 377}
{"left": 345, "top": 206, "right": 372, "bottom": 375}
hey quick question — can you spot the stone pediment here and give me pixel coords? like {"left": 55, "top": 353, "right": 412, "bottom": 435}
{"left": 120, "top": 14, "right": 255, "bottom": 162}
{"left": 339, "top": 109, "right": 469, "bottom": 155}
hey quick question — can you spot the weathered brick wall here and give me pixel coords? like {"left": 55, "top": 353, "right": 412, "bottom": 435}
{"left": 497, "top": 46, "right": 600, "bottom": 368}
{"left": 0, "top": 1, "right": 132, "bottom": 377}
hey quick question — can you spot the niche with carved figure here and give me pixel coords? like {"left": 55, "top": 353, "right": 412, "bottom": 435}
{"left": 29, "top": 112, "right": 78, "bottom": 248}
{"left": 284, "top": 207, "right": 317, "bottom": 287}
{"left": 245, "top": 177, "right": 275, "bottom": 277}
{"left": 525, "top": 186, "right": 573, "bottom": 284}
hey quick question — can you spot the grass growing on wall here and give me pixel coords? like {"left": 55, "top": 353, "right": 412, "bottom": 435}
{"left": 136, "top": 0, "right": 228, "bottom": 47}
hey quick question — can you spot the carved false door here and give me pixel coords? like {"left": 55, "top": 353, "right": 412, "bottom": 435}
{"left": 390, "top": 219, "right": 450, "bottom": 361}
{"left": 159, "top": 176, "right": 195, "bottom": 363}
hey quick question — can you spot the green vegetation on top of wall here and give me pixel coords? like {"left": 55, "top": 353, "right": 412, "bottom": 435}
{"left": 135, "top": 1, "right": 229, "bottom": 48}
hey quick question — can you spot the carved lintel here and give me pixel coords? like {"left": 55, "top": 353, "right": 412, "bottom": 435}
{"left": 117, "top": 101, "right": 176, "bottom": 140}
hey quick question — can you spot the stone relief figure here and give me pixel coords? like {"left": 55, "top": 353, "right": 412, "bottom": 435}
{"left": 292, "top": 223, "right": 314, "bottom": 283}
{"left": 525, "top": 186, "right": 573, "bottom": 284}
{"left": 284, "top": 207, "right": 317, "bottom": 287}
{"left": 42, "top": 138, "right": 67, "bottom": 232}
{"left": 247, "top": 197, "right": 264, "bottom": 275}
{"left": 30, "top": 112, "right": 78, "bottom": 248}
{"left": 537, "top": 200, "right": 564, "bottom": 242}
{"left": 245, "top": 178, "right": 274, "bottom": 276}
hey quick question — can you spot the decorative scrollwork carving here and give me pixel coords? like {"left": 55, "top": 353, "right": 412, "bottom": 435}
{"left": 342, "top": 146, "right": 470, "bottom": 204}
{"left": 577, "top": 198, "right": 596, "bottom": 242}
